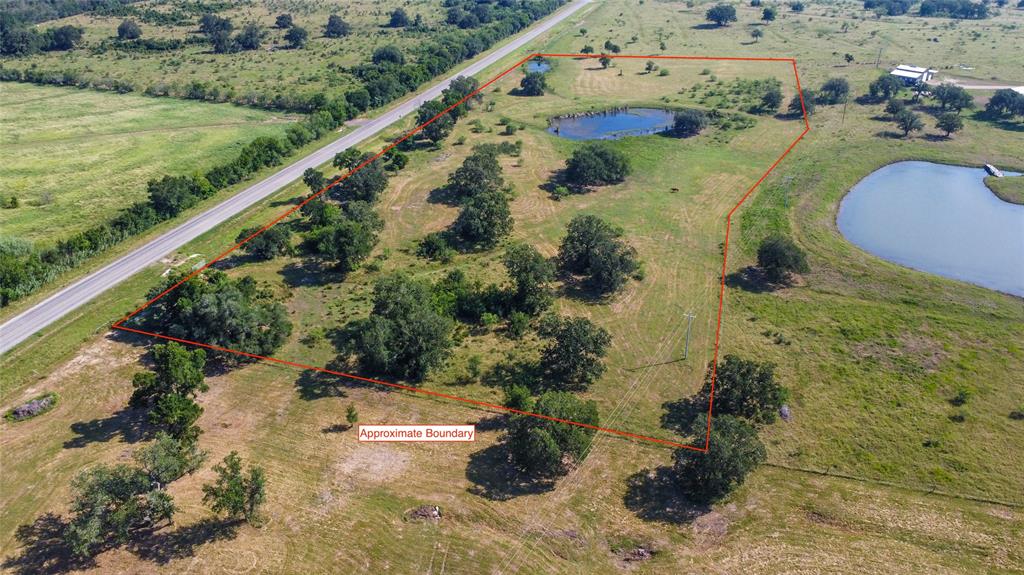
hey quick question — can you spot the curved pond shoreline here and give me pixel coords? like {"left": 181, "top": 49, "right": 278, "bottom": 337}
{"left": 837, "top": 161, "right": 1024, "bottom": 297}
{"left": 547, "top": 107, "right": 676, "bottom": 140}
{"left": 983, "top": 174, "right": 1024, "bottom": 206}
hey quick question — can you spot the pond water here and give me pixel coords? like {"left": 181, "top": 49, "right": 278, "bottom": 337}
{"left": 547, "top": 107, "right": 676, "bottom": 140}
{"left": 525, "top": 59, "right": 551, "bottom": 73}
{"left": 837, "top": 161, "right": 1024, "bottom": 297}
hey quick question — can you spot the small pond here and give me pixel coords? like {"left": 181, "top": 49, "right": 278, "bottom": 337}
{"left": 547, "top": 107, "right": 675, "bottom": 141}
{"left": 837, "top": 161, "right": 1024, "bottom": 297}
{"left": 525, "top": 59, "right": 551, "bottom": 73}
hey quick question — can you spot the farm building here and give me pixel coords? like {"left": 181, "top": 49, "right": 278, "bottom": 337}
{"left": 890, "top": 65, "right": 937, "bottom": 86}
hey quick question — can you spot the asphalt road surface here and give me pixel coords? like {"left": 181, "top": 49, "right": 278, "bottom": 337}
{"left": 0, "top": 0, "right": 592, "bottom": 355}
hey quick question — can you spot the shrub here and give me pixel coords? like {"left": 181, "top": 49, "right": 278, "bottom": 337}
{"left": 4, "top": 392, "right": 58, "bottom": 422}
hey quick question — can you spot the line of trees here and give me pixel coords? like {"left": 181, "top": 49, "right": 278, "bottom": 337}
{"left": 0, "top": 108, "right": 347, "bottom": 307}
{"left": 139, "top": 270, "right": 292, "bottom": 359}
{"left": 0, "top": 1, "right": 564, "bottom": 114}
{"left": 0, "top": 17, "right": 83, "bottom": 55}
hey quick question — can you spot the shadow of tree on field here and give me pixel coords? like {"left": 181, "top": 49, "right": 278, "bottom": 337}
{"left": 294, "top": 369, "right": 349, "bottom": 401}
{"left": 624, "top": 468, "right": 710, "bottom": 524}
{"left": 724, "top": 266, "right": 779, "bottom": 293}
{"left": 426, "top": 184, "right": 462, "bottom": 206}
{"left": 279, "top": 260, "right": 344, "bottom": 288}
{"left": 465, "top": 443, "right": 555, "bottom": 501}
{"left": 660, "top": 396, "right": 706, "bottom": 436}
{"left": 64, "top": 407, "right": 151, "bottom": 449}
{"left": 1, "top": 513, "right": 97, "bottom": 575}
{"left": 481, "top": 357, "right": 542, "bottom": 391}
{"left": 473, "top": 414, "right": 508, "bottom": 432}
{"left": 128, "top": 518, "right": 240, "bottom": 565}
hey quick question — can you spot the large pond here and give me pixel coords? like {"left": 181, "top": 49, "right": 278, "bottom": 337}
{"left": 548, "top": 107, "right": 675, "bottom": 140}
{"left": 837, "top": 161, "right": 1024, "bottom": 297}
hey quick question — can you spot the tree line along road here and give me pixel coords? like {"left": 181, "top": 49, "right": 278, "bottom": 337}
{"left": 0, "top": 0, "right": 593, "bottom": 355}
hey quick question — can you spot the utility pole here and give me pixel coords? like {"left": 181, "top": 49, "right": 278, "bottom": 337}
{"left": 682, "top": 311, "right": 696, "bottom": 360}
{"left": 874, "top": 46, "right": 883, "bottom": 68}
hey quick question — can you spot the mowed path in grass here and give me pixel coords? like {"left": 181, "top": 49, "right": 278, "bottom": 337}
{"left": 0, "top": 83, "right": 294, "bottom": 244}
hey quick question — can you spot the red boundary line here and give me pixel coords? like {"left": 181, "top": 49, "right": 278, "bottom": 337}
{"left": 111, "top": 53, "right": 810, "bottom": 453}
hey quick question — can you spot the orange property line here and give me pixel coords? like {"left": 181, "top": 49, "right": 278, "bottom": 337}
{"left": 111, "top": 53, "right": 810, "bottom": 453}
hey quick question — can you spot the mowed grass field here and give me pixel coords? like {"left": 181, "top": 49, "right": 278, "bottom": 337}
{"left": 0, "top": 83, "right": 294, "bottom": 244}
{"left": 2, "top": 0, "right": 1023, "bottom": 573}
{"left": 5, "top": 0, "right": 460, "bottom": 103}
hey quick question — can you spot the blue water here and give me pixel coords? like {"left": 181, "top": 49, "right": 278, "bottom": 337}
{"left": 525, "top": 60, "right": 551, "bottom": 73}
{"left": 837, "top": 161, "right": 1024, "bottom": 296}
{"left": 547, "top": 108, "right": 676, "bottom": 141}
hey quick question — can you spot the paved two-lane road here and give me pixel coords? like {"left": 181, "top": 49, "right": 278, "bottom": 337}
{"left": 0, "top": 0, "right": 591, "bottom": 355}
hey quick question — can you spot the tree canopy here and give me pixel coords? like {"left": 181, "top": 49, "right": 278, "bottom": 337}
{"left": 202, "top": 451, "right": 266, "bottom": 525}
{"left": 672, "top": 414, "right": 766, "bottom": 503}
{"left": 894, "top": 108, "right": 924, "bottom": 137}
{"left": 330, "top": 154, "right": 389, "bottom": 202}
{"left": 538, "top": 315, "right": 612, "bottom": 391}
{"left": 564, "top": 143, "right": 631, "bottom": 186}
{"left": 936, "top": 112, "right": 964, "bottom": 137}
{"left": 756, "top": 234, "right": 809, "bottom": 283}
{"left": 701, "top": 355, "right": 787, "bottom": 424}
{"left": 236, "top": 225, "right": 292, "bottom": 260}
{"left": 519, "top": 71, "right": 547, "bottom": 96}
{"left": 389, "top": 8, "right": 410, "bottom": 27}
{"left": 117, "top": 19, "right": 141, "bottom": 40}
{"left": 931, "top": 83, "right": 974, "bottom": 112}
{"left": 673, "top": 109, "right": 709, "bottom": 137}
{"left": 416, "top": 99, "right": 455, "bottom": 144}
{"left": 507, "top": 391, "right": 599, "bottom": 476}
{"left": 324, "top": 14, "right": 350, "bottom": 38}
{"left": 145, "top": 270, "right": 292, "bottom": 359}
{"left": 451, "top": 188, "right": 513, "bottom": 249}
{"left": 64, "top": 464, "right": 175, "bottom": 557}
{"left": 868, "top": 74, "right": 903, "bottom": 101}
{"left": 788, "top": 89, "right": 815, "bottom": 116}
{"left": 558, "top": 214, "right": 639, "bottom": 294}
{"left": 817, "top": 77, "right": 850, "bottom": 105}
{"left": 502, "top": 243, "right": 555, "bottom": 315}
{"left": 705, "top": 4, "right": 738, "bottom": 25}
{"left": 305, "top": 201, "right": 383, "bottom": 272}
{"left": 353, "top": 274, "right": 455, "bottom": 381}
{"left": 447, "top": 147, "right": 504, "bottom": 201}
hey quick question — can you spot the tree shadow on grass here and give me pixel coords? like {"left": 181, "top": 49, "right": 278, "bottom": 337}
{"left": 465, "top": 443, "right": 555, "bottom": 501}
{"left": 64, "top": 407, "right": 151, "bottom": 449}
{"left": 294, "top": 369, "right": 349, "bottom": 401}
{"left": 624, "top": 468, "right": 710, "bottom": 524}
{"left": 555, "top": 273, "right": 616, "bottom": 304}
{"left": 481, "top": 357, "right": 542, "bottom": 391}
{"left": 426, "top": 185, "right": 462, "bottom": 207}
{"left": 874, "top": 130, "right": 911, "bottom": 140}
{"left": 660, "top": 396, "right": 706, "bottom": 436}
{"left": 128, "top": 518, "right": 240, "bottom": 565}
{"left": 279, "top": 260, "right": 344, "bottom": 288}
{"left": 474, "top": 414, "right": 508, "bottom": 432}
{"left": 724, "top": 266, "right": 780, "bottom": 293}
{"left": 1, "top": 514, "right": 96, "bottom": 575}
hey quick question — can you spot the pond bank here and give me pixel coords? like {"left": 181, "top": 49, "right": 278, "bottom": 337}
{"left": 837, "top": 161, "right": 1024, "bottom": 297}
{"left": 984, "top": 174, "right": 1024, "bottom": 205}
